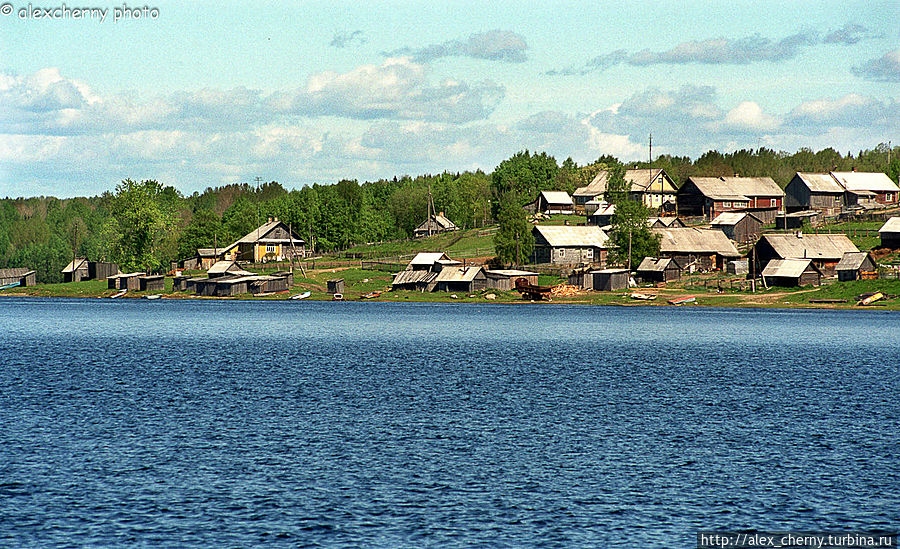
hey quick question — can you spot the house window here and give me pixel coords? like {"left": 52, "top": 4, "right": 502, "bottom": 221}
{"left": 584, "top": 248, "right": 594, "bottom": 260}
{"left": 770, "top": 199, "right": 777, "bottom": 207}
{"left": 266, "top": 244, "right": 277, "bottom": 253}
{"left": 722, "top": 201, "right": 732, "bottom": 208}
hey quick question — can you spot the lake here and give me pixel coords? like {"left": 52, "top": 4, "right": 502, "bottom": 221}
{"left": 1, "top": 298, "right": 897, "bottom": 547}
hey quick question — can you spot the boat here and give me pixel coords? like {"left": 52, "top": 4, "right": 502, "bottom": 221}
{"left": 290, "top": 291, "right": 312, "bottom": 300}
{"left": 668, "top": 295, "right": 696, "bottom": 305}
{"left": 360, "top": 291, "right": 382, "bottom": 299}
{"left": 857, "top": 292, "right": 884, "bottom": 306}
{"left": 332, "top": 293, "right": 344, "bottom": 301}
{"left": 144, "top": 294, "right": 162, "bottom": 300}
{"left": 630, "top": 292, "right": 656, "bottom": 300}
{"left": 109, "top": 290, "right": 127, "bottom": 299}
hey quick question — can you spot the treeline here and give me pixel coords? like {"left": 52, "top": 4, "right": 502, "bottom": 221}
{"left": 1, "top": 145, "right": 897, "bottom": 282}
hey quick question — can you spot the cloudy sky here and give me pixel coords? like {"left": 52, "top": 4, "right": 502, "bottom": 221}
{"left": 1, "top": 0, "right": 898, "bottom": 197}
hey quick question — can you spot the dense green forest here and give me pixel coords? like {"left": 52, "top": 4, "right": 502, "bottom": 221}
{"left": 1, "top": 145, "right": 898, "bottom": 282}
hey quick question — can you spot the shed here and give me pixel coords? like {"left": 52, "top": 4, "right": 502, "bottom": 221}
{"left": 413, "top": 212, "right": 459, "bottom": 238}
{"left": 484, "top": 269, "right": 539, "bottom": 291}
{"left": 835, "top": 252, "right": 877, "bottom": 281}
{"left": 208, "top": 260, "right": 253, "bottom": 278}
{"left": 270, "top": 270, "right": 294, "bottom": 287}
{"left": 762, "top": 259, "right": 823, "bottom": 287}
{"left": 710, "top": 212, "right": 763, "bottom": 244}
{"left": 212, "top": 275, "right": 254, "bottom": 297}
{"left": 391, "top": 269, "right": 438, "bottom": 292}
{"left": 0, "top": 268, "right": 37, "bottom": 288}
{"left": 89, "top": 262, "right": 119, "bottom": 280}
{"left": 108, "top": 272, "right": 144, "bottom": 290}
{"left": 653, "top": 227, "right": 741, "bottom": 271}
{"left": 590, "top": 268, "right": 630, "bottom": 291}
{"left": 327, "top": 279, "right": 345, "bottom": 295}
{"left": 752, "top": 233, "right": 859, "bottom": 276}
{"left": 775, "top": 210, "right": 822, "bottom": 229}
{"left": 879, "top": 217, "right": 900, "bottom": 249}
{"left": 535, "top": 191, "right": 575, "bottom": 214}
{"left": 433, "top": 266, "right": 486, "bottom": 292}
{"left": 635, "top": 257, "right": 681, "bottom": 284}
{"left": 172, "top": 275, "right": 191, "bottom": 291}
{"left": 139, "top": 275, "right": 165, "bottom": 292}
{"left": 784, "top": 173, "right": 845, "bottom": 216}
{"left": 62, "top": 258, "right": 90, "bottom": 282}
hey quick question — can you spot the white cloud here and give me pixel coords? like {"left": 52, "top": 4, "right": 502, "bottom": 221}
{"left": 851, "top": 49, "right": 900, "bottom": 82}
{"left": 721, "top": 101, "right": 780, "bottom": 132}
{"left": 384, "top": 30, "right": 528, "bottom": 63}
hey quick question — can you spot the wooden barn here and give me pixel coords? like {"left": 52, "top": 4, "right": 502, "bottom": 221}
{"left": 676, "top": 176, "right": 784, "bottom": 223}
{"left": 62, "top": 258, "right": 90, "bottom": 282}
{"left": 762, "top": 259, "right": 823, "bottom": 287}
{"left": 879, "top": 217, "right": 900, "bottom": 249}
{"left": 432, "top": 266, "right": 486, "bottom": 292}
{"left": 534, "top": 191, "right": 575, "bottom": 214}
{"left": 0, "top": 268, "right": 36, "bottom": 288}
{"left": 653, "top": 227, "right": 741, "bottom": 271}
{"left": 835, "top": 252, "right": 877, "bottom": 281}
{"left": 531, "top": 225, "right": 609, "bottom": 266}
{"left": 752, "top": 233, "right": 859, "bottom": 277}
{"left": 784, "top": 172, "right": 845, "bottom": 217}
{"left": 108, "top": 272, "right": 144, "bottom": 290}
{"left": 139, "top": 275, "right": 165, "bottom": 292}
{"left": 413, "top": 212, "right": 459, "bottom": 238}
{"left": 635, "top": 257, "right": 681, "bottom": 284}
{"left": 710, "top": 212, "right": 763, "bottom": 244}
{"left": 590, "top": 268, "right": 630, "bottom": 291}
{"left": 484, "top": 269, "right": 539, "bottom": 291}
{"left": 89, "top": 262, "right": 119, "bottom": 280}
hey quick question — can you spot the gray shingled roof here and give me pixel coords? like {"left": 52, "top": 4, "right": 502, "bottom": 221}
{"left": 636, "top": 257, "right": 675, "bottom": 272}
{"left": 760, "top": 233, "right": 858, "bottom": 260}
{"left": 533, "top": 225, "right": 609, "bottom": 248}
{"left": 654, "top": 228, "right": 741, "bottom": 257}
{"left": 835, "top": 252, "right": 873, "bottom": 271}
{"left": 762, "top": 258, "right": 815, "bottom": 278}
{"left": 574, "top": 169, "right": 671, "bottom": 197}
{"left": 879, "top": 217, "right": 900, "bottom": 234}
{"left": 795, "top": 172, "right": 844, "bottom": 193}
{"left": 831, "top": 171, "right": 899, "bottom": 193}
{"left": 687, "top": 176, "right": 784, "bottom": 200}
{"left": 434, "top": 266, "right": 483, "bottom": 283}
{"left": 540, "top": 191, "right": 574, "bottom": 205}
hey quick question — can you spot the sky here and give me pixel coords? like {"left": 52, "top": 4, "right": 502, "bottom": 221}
{"left": 1, "top": 0, "right": 899, "bottom": 198}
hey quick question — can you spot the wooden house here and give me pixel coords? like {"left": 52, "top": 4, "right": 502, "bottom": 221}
{"left": 574, "top": 169, "right": 677, "bottom": 212}
{"left": 676, "top": 176, "right": 784, "bottom": 223}
{"left": 534, "top": 191, "right": 574, "bottom": 214}
{"left": 62, "top": 258, "right": 90, "bottom": 282}
{"left": 107, "top": 272, "right": 144, "bottom": 290}
{"left": 139, "top": 275, "right": 165, "bottom": 292}
{"left": 653, "top": 227, "right": 741, "bottom": 271}
{"left": 752, "top": 233, "right": 858, "bottom": 276}
{"left": 785, "top": 172, "right": 845, "bottom": 217}
{"left": 635, "top": 257, "right": 681, "bottom": 284}
{"left": 835, "top": 252, "right": 877, "bottom": 281}
{"left": 762, "top": 258, "right": 823, "bottom": 287}
{"left": 531, "top": 225, "right": 609, "bottom": 266}
{"left": 0, "top": 268, "right": 36, "bottom": 288}
{"left": 204, "top": 218, "right": 306, "bottom": 264}
{"left": 413, "top": 212, "right": 459, "bottom": 238}
{"left": 590, "top": 269, "right": 630, "bottom": 291}
{"left": 484, "top": 269, "right": 539, "bottom": 291}
{"left": 831, "top": 171, "right": 899, "bottom": 209}
{"left": 879, "top": 217, "right": 900, "bottom": 249}
{"left": 433, "top": 266, "right": 486, "bottom": 293}
{"left": 710, "top": 212, "right": 763, "bottom": 244}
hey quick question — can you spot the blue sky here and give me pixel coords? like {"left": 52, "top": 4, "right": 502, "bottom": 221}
{"left": 1, "top": 0, "right": 899, "bottom": 197}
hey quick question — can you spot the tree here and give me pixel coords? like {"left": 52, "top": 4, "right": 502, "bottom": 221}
{"left": 607, "top": 198, "right": 659, "bottom": 269}
{"left": 105, "top": 179, "right": 180, "bottom": 273}
{"left": 491, "top": 150, "right": 559, "bottom": 210}
{"left": 602, "top": 164, "right": 630, "bottom": 204}
{"left": 493, "top": 194, "right": 534, "bottom": 265}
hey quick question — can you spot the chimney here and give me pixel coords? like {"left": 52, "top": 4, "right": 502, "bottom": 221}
{"left": 274, "top": 216, "right": 278, "bottom": 222}
{"left": 439, "top": 211, "right": 444, "bottom": 217}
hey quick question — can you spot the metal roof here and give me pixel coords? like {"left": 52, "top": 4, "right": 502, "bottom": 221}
{"left": 636, "top": 257, "right": 675, "bottom": 272}
{"left": 879, "top": 217, "right": 900, "bottom": 234}
{"left": 539, "top": 191, "right": 574, "bottom": 205}
{"left": 710, "top": 212, "right": 760, "bottom": 226}
{"left": 575, "top": 168, "right": 673, "bottom": 197}
{"left": 434, "top": 266, "right": 484, "bottom": 283}
{"left": 762, "top": 258, "right": 815, "bottom": 278}
{"left": 760, "top": 233, "right": 858, "bottom": 260}
{"left": 794, "top": 172, "right": 844, "bottom": 193}
{"left": 686, "top": 176, "right": 783, "bottom": 200}
{"left": 835, "top": 252, "right": 873, "bottom": 271}
{"left": 533, "top": 225, "right": 609, "bottom": 248}
{"left": 409, "top": 252, "right": 452, "bottom": 266}
{"left": 654, "top": 228, "right": 741, "bottom": 257}
{"left": 831, "top": 171, "right": 899, "bottom": 193}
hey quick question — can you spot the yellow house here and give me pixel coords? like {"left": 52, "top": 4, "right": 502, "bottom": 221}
{"left": 201, "top": 218, "right": 306, "bottom": 265}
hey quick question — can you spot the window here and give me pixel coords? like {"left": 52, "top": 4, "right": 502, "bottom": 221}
{"left": 266, "top": 244, "right": 277, "bottom": 253}
{"left": 770, "top": 199, "right": 777, "bottom": 207}
{"left": 584, "top": 248, "right": 594, "bottom": 260}
{"left": 722, "top": 201, "right": 732, "bottom": 208}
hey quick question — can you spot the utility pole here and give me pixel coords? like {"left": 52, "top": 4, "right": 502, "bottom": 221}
{"left": 255, "top": 176, "right": 262, "bottom": 263}
{"left": 426, "top": 184, "right": 434, "bottom": 237}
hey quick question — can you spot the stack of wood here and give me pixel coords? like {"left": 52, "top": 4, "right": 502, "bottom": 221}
{"left": 550, "top": 284, "right": 580, "bottom": 297}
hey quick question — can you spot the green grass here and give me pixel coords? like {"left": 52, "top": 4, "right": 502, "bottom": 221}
{"left": 337, "top": 227, "right": 495, "bottom": 260}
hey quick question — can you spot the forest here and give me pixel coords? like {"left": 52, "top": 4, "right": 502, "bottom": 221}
{"left": 1, "top": 144, "right": 898, "bottom": 282}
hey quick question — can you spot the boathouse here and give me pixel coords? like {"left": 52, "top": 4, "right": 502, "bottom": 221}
{"left": 635, "top": 257, "right": 681, "bottom": 284}
{"left": 108, "top": 272, "right": 144, "bottom": 290}
{"left": 139, "top": 275, "right": 165, "bottom": 292}
{"left": 762, "top": 259, "right": 823, "bottom": 287}
{"left": 484, "top": 269, "right": 539, "bottom": 291}
{"left": 0, "top": 268, "right": 36, "bottom": 288}
{"left": 590, "top": 269, "right": 630, "bottom": 291}
{"left": 432, "top": 266, "right": 486, "bottom": 293}
{"left": 62, "top": 258, "right": 90, "bottom": 282}
{"left": 752, "top": 233, "right": 859, "bottom": 277}
{"left": 835, "top": 252, "right": 877, "bottom": 281}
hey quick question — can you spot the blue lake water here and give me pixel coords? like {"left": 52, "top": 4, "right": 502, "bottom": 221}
{"left": 1, "top": 297, "right": 898, "bottom": 547}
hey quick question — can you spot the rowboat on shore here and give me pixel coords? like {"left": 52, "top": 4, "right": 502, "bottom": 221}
{"left": 332, "top": 293, "right": 344, "bottom": 301}
{"left": 668, "top": 295, "right": 696, "bottom": 305}
{"left": 361, "top": 291, "right": 382, "bottom": 299}
{"left": 109, "top": 290, "right": 127, "bottom": 298}
{"left": 290, "top": 291, "right": 312, "bottom": 300}
{"left": 144, "top": 294, "right": 161, "bottom": 300}
{"left": 630, "top": 292, "right": 656, "bottom": 300}
{"left": 857, "top": 292, "right": 884, "bottom": 306}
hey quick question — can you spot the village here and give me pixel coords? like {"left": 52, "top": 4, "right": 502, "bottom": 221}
{"left": 3, "top": 167, "right": 900, "bottom": 309}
